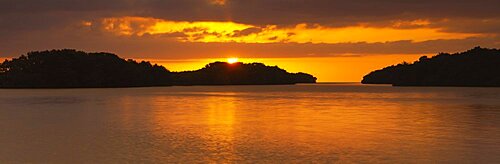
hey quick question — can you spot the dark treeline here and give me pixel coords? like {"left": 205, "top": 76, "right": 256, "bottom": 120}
{"left": 0, "top": 50, "right": 172, "bottom": 88}
{"left": 0, "top": 49, "right": 316, "bottom": 88}
{"left": 362, "top": 47, "right": 500, "bottom": 87}
{"left": 172, "top": 62, "right": 316, "bottom": 85}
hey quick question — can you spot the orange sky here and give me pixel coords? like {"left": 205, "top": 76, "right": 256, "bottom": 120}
{"left": 148, "top": 54, "right": 423, "bottom": 82}
{"left": 86, "top": 16, "right": 480, "bottom": 82}
{"left": 1, "top": 0, "right": 499, "bottom": 82}
{"left": 98, "top": 17, "right": 479, "bottom": 43}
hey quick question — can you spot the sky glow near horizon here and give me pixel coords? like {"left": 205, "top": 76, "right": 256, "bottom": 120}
{"left": 0, "top": 0, "right": 499, "bottom": 81}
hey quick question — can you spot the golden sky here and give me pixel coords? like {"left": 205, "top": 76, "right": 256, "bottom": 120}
{"left": 98, "top": 17, "right": 478, "bottom": 43}
{"left": 149, "top": 55, "right": 423, "bottom": 82}
{"left": 0, "top": 0, "right": 499, "bottom": 82}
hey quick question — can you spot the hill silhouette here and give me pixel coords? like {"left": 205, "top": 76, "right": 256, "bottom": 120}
{"left": 0, "top": 49, "right": 172, "bottom": 88}
{"left": 362, "top": 47, "right": 500, "bottom": 87}
{"left": 173, "top": 62, "right": 316, "bottom": 85}
{"left": 0, "top": 49, "right": 316, "bottom": 88}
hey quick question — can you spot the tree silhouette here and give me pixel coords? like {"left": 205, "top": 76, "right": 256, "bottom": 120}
{"left": 362, "top": 47, "right": 500, "bottom": 87}
{"left": 0, "top": 49, "right": 172, "bottom": 88}
{"left": 0, "top": 49, "right": 317, "bottom": 88}
{"left": 172, "top": 62, "right": 316, "bottom": 85}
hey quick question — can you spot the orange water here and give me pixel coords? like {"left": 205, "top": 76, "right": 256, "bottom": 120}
{"left": 1, "top": 84, "right": 499, "bottom": 163}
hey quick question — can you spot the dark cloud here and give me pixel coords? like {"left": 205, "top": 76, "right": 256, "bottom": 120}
{"left": 231, "top": 27, "right": 262, "bottom": 37}
{"left": 433, "top": 19, "right": 500, "bottom": 34}
{"left": 2, "top": 0, "right": 500, "bottom": 33}
{"left": 225, "top": 0, "right": 500, "bottom": 25}
{"left": 0, "top": 0, "right": 137, "bottom": 13}
{"left": 1, "top": 23, "right": 498, "bottom": 59}
{"left": 0, "top": 0, "right": 499, "bottom": 58}
{"left": 2, "top": 0, "right": 499, "bottom": 24}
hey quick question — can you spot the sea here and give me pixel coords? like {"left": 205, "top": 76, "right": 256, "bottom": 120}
{"left": 1, "top": 83, "right": 499, "bottom": 163}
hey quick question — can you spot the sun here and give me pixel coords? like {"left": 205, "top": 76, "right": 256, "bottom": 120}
{"left": 227, "top": 57, "right": 239, "bottom": 64}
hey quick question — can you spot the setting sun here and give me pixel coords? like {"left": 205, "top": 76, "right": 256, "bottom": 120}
{"left": 227, "top": 57, "right": 239, "bottom": 64}
{"left": 1, "top": 0, "right": 499, "bottom": 163}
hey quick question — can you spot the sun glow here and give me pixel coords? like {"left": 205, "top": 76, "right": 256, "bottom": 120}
{"left": 227, "top": 57, "right": 239, "bottom": 64}
{"left": 150, "top": 55, "right": 423, "bottom": 82}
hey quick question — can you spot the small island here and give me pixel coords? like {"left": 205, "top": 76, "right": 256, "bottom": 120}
{"left": 172, "top": 62, "right": 316, "bottom": 85}
{"left": 0, "top": 49, "right": 316, "bottom": 88}
{"left": 362, "top": 47, "right": 500, "bottom": 87}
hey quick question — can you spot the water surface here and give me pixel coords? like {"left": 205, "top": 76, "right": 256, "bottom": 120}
{"left": 1, "top": 84, "right": 499, "bottom": 163}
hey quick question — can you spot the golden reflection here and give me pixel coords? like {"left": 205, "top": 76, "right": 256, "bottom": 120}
{"left": 116, "top": 86, "right": 498, "bottom": 162}
{"left": 206, "top": 94, "right": 236, "bottom": 126}
{"left": 98, "top": 16, "right": 479, "bottom": 43}
{"left": 203, "top": 95, "right": 238, "bottom": 162}
{"left": 150, "top": 93, "right": 239, "bottom": 162}
{"left": 116, "top": 95, "right": 136, "bottom": 129}
{"left": 1, "top": 86, "right": 496, "bottom": 163}
{"left": 205, "top": 95, "right": 236, "bottom": 156}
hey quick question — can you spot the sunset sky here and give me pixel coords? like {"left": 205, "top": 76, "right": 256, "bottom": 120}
{"left": 1, "top": 0, "right": 499, "bottom": 82}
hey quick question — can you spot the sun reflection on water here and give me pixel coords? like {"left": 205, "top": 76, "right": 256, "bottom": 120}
{"left": 203, "top": 95, "right": 238, "bottom": 162}
{"left": 96, "top": 85, "right": 500, "bottom": 163}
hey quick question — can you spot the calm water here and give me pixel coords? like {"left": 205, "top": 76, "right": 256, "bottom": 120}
{"left": 0, "top": 84, "right": 499, "bottom": 163}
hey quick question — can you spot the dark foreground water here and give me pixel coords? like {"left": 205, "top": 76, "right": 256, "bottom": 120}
{"left": 0, "top": 84, "right": 499, "bottom": 163}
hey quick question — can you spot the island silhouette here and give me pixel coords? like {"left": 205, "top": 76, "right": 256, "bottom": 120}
{"left": 173, "top": 62, "right": 316, "bottom": 85}
{"left": 362, "top": 47, "right": 500, "bottom": 87}
{"left": 0, "top": 49, "right": 316, "bottom": 88}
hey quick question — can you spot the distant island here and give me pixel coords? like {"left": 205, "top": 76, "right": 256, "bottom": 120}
{"left": 0, "top": 49, "right": 316, "bottom": 88}
{"left": 172, "top": 62, "right": 315, "bottom": 85}
{"left": 362, "top": 47, "right": 500, "bottom": 87}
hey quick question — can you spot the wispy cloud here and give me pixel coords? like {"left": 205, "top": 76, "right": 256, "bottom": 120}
{"left": 96, "top": 17, "right": 480, "bottom": 44}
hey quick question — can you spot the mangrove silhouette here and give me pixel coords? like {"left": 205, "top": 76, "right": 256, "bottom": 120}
{"left": 0, "top": 49, "right": 316, "bottom": 88}
{"left": 362, "top": 47, "right": 500, "bottom": 87}
{"left": 172, "top": 62, "right": 316, "bottom": 85}
{"left": 0, "top": 50, "right": 172, "bottom": 88}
